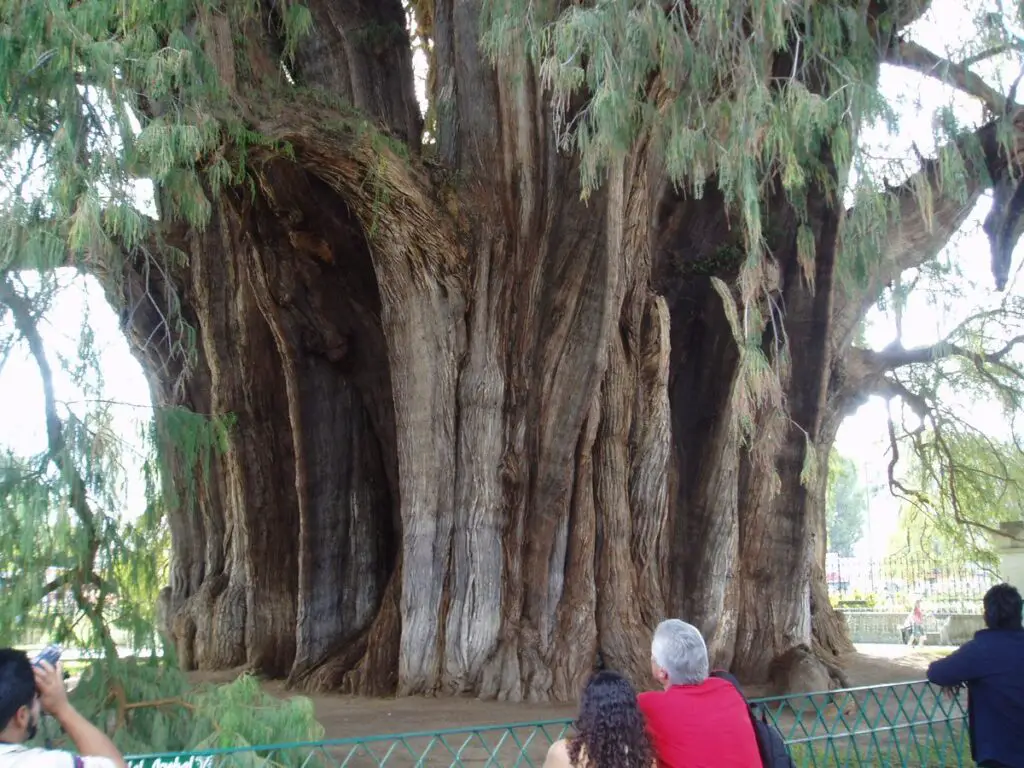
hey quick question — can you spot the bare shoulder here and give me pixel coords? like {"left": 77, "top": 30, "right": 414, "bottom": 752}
{"left": 543, "top": 739, "right": 572, "bottom": 768}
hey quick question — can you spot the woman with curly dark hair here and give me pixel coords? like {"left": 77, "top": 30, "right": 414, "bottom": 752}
{"left": 543, "top": 670, "right": 654, "bottom": 768}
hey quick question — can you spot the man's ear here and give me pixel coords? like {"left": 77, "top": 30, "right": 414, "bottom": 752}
{"left": 11, "top": 704, "right": 31, "bottom": 730}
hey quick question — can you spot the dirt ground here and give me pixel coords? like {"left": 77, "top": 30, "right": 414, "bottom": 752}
{"left": 189, "top": 643, "right": 951, "bottom": 740}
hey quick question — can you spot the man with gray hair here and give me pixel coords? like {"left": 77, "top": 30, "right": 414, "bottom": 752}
{"left": 638, "top": 620, "right": 760, "bottom": 767}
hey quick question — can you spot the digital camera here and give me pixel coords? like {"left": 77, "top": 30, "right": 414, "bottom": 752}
{"left": 33, "top": 644, "right": 61, "bottom": 668}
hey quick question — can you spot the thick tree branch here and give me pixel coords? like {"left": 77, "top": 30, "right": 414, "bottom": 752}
{"left": 833, "top": 111, "right": 1024, "bottom": 347}
{"left": 885, "top": 39, "right": 1008, "bottom": 115}
{"left": 960, "top": 43, "right": 1024, "bottom": 69}
{"left": 842, "top": 316, "right": 1024, "bottom": 424}
{"left": 250, "top": 103, "right": 462, "bottom": 281}
{"left": 862, "top": 333, "right": 1024, "bottom": 372}
{"left": 874, "top": 374, "right": 932, "bottom": 421}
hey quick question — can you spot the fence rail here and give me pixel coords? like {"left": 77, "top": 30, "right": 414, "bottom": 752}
{"left": 125, "top": 680, "right": 970, "bottom": 768}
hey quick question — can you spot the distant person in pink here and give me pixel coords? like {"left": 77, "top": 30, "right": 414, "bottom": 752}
{"left": 903, "top": 599, "right": 926, "bottom": 647}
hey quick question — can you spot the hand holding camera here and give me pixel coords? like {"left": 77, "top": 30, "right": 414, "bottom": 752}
{"left": 30, "top": 646, "right": 70, "bottom": 718}
{"left": 32, "top": 660, "right": 71, "bottom": 719}
{"left": 32, "top": 645, "right": 61, "bottom": 669}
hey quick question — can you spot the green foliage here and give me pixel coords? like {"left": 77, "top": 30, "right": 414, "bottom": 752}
{"left": 0, "top": 0, "right": 1019, "bottom": 752}
{"left": 0, "top": 0, "right": 328, "bottom": 744}
{"left": 0, "top": 0, "right": 316, "bottom": 282}
{"left": 888, "top": 433, "right": 1024, "bottom": 566}
{"left": 476, "top": 0, "right": 942, "bottom": 302}
{"left": 482, "top": 1, "right": 878, "bottom": 265}
{"left": 0, "top": 279, "right": 161, "bottom": 659}
{"left": 879, "top": 285, "right": 1024, "bottom": 566}
{"left": 46, "top": 667, "right": 323, "bottom": 756}
{"left": 151, "top": 406, "right": 234, "bottom": 523}
{"left": 836, "top": 589, "right": 879, "bottom": 608}
{"left": 826, "top": 451, "right": 868, "bottom": 557}
{"left": 0, "top": 274, "right": 320, "bottom": 751}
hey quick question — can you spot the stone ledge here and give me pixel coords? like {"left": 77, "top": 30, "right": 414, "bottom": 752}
{"left": 841, "top": 611, "right": 984, "bottom": 645}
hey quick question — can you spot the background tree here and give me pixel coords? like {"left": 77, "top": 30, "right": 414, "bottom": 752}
{"left": 887, "top": 433, "right": 1024, "bottom": 566}
{"left": 826, "top": 453, "right": 868, "bottom": 558}
{"left": 839, "top": 270, "right": 1024, "bottom": 558}
{"left": 5, "top": 0, "right": 1024, "bottom": 702}
{"left": 0, "top": 277, "right": 323, "bottom": 750}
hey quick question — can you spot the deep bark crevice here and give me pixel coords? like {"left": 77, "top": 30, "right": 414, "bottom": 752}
{"left": 186, "top": 202, "right": 300, "bottom": 676}
{"left": 663, "top": 277, "right": 742, "bottom": 668}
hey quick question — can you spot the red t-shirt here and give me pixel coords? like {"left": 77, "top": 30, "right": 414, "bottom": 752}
{"left": 638, "top": 678, "right": 762, "bottom": 768}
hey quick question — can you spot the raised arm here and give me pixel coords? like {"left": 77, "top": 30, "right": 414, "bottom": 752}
{"left": 34, "top": 663, "right": 126, "bottom": 768}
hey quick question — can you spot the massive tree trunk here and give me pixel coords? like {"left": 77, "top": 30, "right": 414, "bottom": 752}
{"left": 96, "top": 0, "right": 1017, "bottom": 700}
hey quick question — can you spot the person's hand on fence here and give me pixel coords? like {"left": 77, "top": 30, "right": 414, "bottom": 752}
{"left": 940, "top": 684, "right": 963, "bottom": 699}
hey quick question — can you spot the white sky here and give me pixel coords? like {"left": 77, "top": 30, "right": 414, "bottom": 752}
{"left": 0, "top": 0, "right": 1018, "bottom": 554}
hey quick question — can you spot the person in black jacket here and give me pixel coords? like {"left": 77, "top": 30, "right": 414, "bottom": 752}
{"left": 926, "top": 583, "right": 1024, "bottom": 768}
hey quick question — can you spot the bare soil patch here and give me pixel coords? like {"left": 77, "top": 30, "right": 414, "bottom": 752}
{"left": 188, "top": 644, "right": 945, "bottom": 740}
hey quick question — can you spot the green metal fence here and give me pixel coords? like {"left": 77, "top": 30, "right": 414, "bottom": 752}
{"left": 125, "top": 680, "right": 970, "bottom": 768}
{"left": 758, "top": 680, "right": 970, "bottom": 767}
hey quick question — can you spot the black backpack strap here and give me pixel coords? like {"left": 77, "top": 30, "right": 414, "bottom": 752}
{"left": 709, "top": 668, "right": 746, "bottom": 696}
{"left": 710, "top": 670, "right": 783, "bottom": 767}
